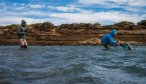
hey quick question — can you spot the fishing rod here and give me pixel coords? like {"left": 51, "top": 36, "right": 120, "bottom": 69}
{"left": 17, "top": 9, "right": 49, "bottom": 28}
{"left": 30, "top": 10, "right": 48, "bottom": 24}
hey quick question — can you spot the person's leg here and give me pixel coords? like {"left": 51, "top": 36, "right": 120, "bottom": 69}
{"left": 103, "top": 44, "right": 109, "bottom": 49}
{"left": 19, "top": 39, "right": 24, "bottom": 48}
{"left": 101, "top": 41, "right": 109, "bottom": 49}
{"left": 23, "top": 39, "right": 28, "bottom": 48}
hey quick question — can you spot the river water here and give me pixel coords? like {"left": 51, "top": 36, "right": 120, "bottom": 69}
{"left": 0, "top": 45, "right": 146, "bottom": 84}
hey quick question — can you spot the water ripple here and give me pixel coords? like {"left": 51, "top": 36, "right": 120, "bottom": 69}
{"left": 0, "top": 45, "right": 146, "bottom": 84}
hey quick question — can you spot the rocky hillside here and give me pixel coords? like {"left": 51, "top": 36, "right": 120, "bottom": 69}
{"left": 0, "top": 21, "right": 146, "bottom": 45}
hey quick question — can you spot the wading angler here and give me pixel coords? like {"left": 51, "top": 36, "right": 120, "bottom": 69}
{"left": 17, "top": 20, "right": 28, "bottom": 48}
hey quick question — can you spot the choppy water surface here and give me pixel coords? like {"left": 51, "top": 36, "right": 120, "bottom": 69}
{"left": 0, "top": 45, "right": 146, "bottom": 84}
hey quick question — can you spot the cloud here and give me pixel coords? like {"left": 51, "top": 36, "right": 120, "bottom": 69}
{"left": 29, "top": 4, "right": 45, "bottom": 8}
{"left": 48, "top": 5, "right": 95, "bottom": 14}
{"left": 0, "top": 0, "right": 145, "bottom": 26}
{"left": 78, "top": 0, "right": 146, "bottom": 12}
{"left": 127, "top": 0, "right": 146, "bottom": 7}
{"left": 78, "top": 0, "right": 126, "bottom": 5}
{"left": 14, "top": 7, "right": 27, "bottom": 10}
{"left": 78, "top": 0, "right": 146, "bottom": 6}
{"left": 48, "top": 5, "right": 84, "bottom": 12}
{"left": 56, "top": 6, "right": 81, "bottom": 12}
{"left": 0, "top": 16, "right": 50, "bottom": 26}
{"left": 0, "top": 10, "right": 145, "bottom": 26}
{"left": 0, "top": 16, "right": 32, "bottom": 26}
{"left": 6, "top": 11, "right": 49, "bottom": 17}
{"left": 49, "top": 11, "right": 145, "bottom": 25}
{"left": 0, "top": 3, "right": 7, "bottom": 11}
{"left": 0, "top": 3, "right": 28, "bottom": 11}
{"left": 0, "top": 3, "right": 49, "bottom": 25}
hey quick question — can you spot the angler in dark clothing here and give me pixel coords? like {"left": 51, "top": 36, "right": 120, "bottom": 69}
{"left": 17, "top": 20, "right": 28, "bottom": 48}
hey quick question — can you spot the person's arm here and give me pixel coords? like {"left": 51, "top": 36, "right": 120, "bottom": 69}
{"left": 24, "top": 28, "right": 28, "bottom": 36}
{"left": 17, "top": 26, "right": 25, "bottom": 35}
{"left": 109, "top": 38, "right": 118, "bottom": 47}
{"left": 17, "top": 27, "right": 21, "bottom": 35}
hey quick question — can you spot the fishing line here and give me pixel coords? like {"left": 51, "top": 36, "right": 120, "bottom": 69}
{"left": 30, "top": 9, "right": 49, "bottom": 24}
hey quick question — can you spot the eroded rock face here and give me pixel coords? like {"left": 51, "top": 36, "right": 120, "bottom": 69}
{"left": 0, "top": 25, "right": 146, "bottom": 45}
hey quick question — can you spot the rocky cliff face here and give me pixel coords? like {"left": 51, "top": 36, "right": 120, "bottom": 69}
{"left": 0, "top": 25, "right": 146, "bottom": 45}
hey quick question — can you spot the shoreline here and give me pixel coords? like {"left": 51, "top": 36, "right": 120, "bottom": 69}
{"left": 0, "top": 24, "right": 146, "bottom": 46}
{"left": 0, "top": 43, "right": 145, "bottom": 46}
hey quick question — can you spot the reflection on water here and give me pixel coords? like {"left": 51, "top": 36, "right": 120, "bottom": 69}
{"left": 0, "top": 45, "right": 146, "bottom": 84}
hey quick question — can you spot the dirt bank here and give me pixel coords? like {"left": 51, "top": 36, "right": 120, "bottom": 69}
{"left": 0, "top": 25, "right": 146, "bottom": 45}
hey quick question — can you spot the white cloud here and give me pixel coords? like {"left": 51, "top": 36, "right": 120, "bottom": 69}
{"left": 56, "top": 6, "right": 69, "bottom": 12}
{"left": 14, "top": 7, "right": 26, "bottom": 11}
{"left": 127, "top": 0, "right": 146, "bottom": 7}
{"left": 56, "top": 6, "right": 81, "bottom": 12}
{"left": 29, "top": 4, "right": 45, "bottom": 8}
{"left": 7, "top": 11, "right": 49, "bottom": 16}
{"left": 78, "top": 0, "right": 146, "bottom": 6}
{"left": 0, "top": 16, "right": 32, "bottom": 26}
{"left": 78, "top": 0, "right": 146, "bottom": 12}
{"left": 0, "top": 11, "right": 145, "bottom": 26}
{"left": 0, "top": 3, "right": 49, "bottom": 26}
{"left": 48, "top": 5, "right": 89, "bottom": 13}
{"left": 78, "top": 0, "right": 126, "bottom": 5}
{"left": 0, "top": 1, "right": 145, "bottom": 26}
{"left": 0, "top": 3, "right": 28, "bottom": 11}
{"left": 0, "top": 3, "right": 8, "bottom": 11}
{"left": 0, "top": 16, "right": 49, "bottom": 26}
{"left": 49, "top": 11, "right": 145, "bottom": 25}
{"left": 48, "top": 6, "right": 56, "bottom": 9}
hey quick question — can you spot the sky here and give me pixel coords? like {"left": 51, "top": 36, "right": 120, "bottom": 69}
{"left": 0, "top": 0, "right": 146, "bottom": 26}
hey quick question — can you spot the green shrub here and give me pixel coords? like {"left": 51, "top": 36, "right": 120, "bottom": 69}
{"left": 40, "top": 22, "right": 54, "bottom": 31}
{"left": 137, "top": 20, "right": 146, "bottom": 26}
{"left": 114, "top": 21, "right": 135, "bottom": 29}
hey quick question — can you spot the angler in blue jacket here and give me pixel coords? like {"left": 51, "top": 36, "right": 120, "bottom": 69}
{"left": 101, "top": 29, "right": 118, "bottom": 49}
